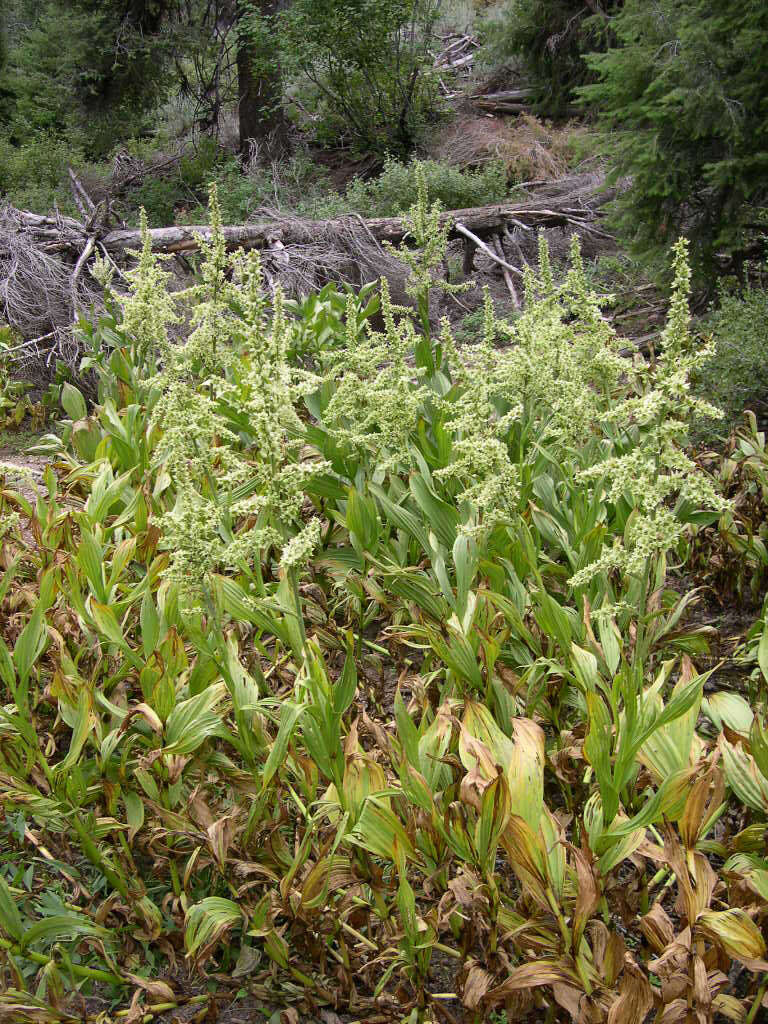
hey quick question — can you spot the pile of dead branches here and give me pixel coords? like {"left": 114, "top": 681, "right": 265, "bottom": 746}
{"left": 1, "top": 170, "right": 618, "bottom": 377}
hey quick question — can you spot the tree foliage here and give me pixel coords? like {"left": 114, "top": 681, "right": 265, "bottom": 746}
{"left": 279, "top": 0, "right": 442, "bottom": 157}
{"left": 483, "top": 0, "right": 621, "bottom": 118}
{"left": 581, "top": 0, "right": 768, "bottom": 274}
{"left": 0, "top": 0, "right": 174, "bottom": 155}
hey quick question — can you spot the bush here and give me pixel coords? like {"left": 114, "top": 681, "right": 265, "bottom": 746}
{"left": 0, "top": 132, "right": 81, "bottom": 212}
{"left": 174, "top": 151, "right": 341, "bottom": 225}
{"left": 279, "top": 0, "right": 443, "bottom": 157}
{"left": 343, "top": 157, "right": 508, "bottom": 217}
{"left": 693, "top": 278, "right": 768, "bottom": 430}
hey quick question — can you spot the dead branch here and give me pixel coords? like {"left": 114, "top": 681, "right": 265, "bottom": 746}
{"left": 491, "top": 234, "right": 521, "bottom": 309}
{"left": 1, "top": 171, "right": 618, "bottom": 377}
{"left": 454, "top": 221, "right": 523, "bottom": 278}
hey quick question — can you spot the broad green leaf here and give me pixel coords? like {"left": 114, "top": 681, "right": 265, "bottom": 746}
{"left": 384, "top": 571, "right": 447, "bottom": 622}
{"left": 639, "top": 673, "right": 703, "bottom": 783}
{"left": 0, "top": 556, "right": 20, "bottom": 606}
{"left": 597, "top": 614, "right": 621, "bottom": 675}
{"left": 164, "top": 683, "right": 230, "bottom": 755}
{"left": 370, "top": 483, "right": 431, "bottom": 554}
{"left": 721, "top": 738, "right": 768, "bottom": 814}
{"left": 13, "top": 601, "right": 48, "bottom": 688}
{"left": 349, "top": 798, "right": 415, "bottom": 867}
{"left": 534, "top": 592, "right": 572, "bottom": 653}
{"left": 431, "top": 626, "right": 483, "bottom": 689}
{"left": 61, "top": 382, "right": 87, "bottom": 420}
{"left": 723, "top": 853, "right": 768, "bottom": 903}
{"left": 702, "top": 692, "right": 753, "bottom": 737}
{"left": 90, "top": 601, "right": 125, "bottom": 647}
{"left": 20, "top": 914, "right": 110, "bottom": 951}
{"left": 346, "top": 487, "right": 380, "bottom": 554}
{"left": 55, "top": 688, "right": 92, "bottom": 775}
{"left": 124, "top": 790, "right": 145, "bottom": 842}
{"left": 453, "top": 533, "right": 478, "bottom": 620}
{"left": 394, "top": 688, "right": 420, "bottom": 768}
{"left": 333, "top": 642, "right": 357, "bottom": 715}
{"left": 77, "top": 529, "right": 106, "bottom": 604}
{"left": 261, "top": 701, "right": 304, "bottom": 792}
{"left": 0, "top": 876, "right": 23, "bottom": 942}
{"left": 185, "top": 897, "right": 241, "bottom": 959}
{"left": 758, "top": 620, "right": 768, "bottom": 684}
{"left": 409, "top": 473, "right": 458, "bottom": 549}
{"left": 140, "top": 589, "right": 160, "bottom": 659}
{"left": 570, "top": 644, "right": 601, "bottom": 694}
{"left": 0, "top": 637, "right": 14, "bottom": 691}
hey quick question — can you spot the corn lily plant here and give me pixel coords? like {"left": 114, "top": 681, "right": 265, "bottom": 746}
{"left": 1, "top": 174, "right": 766, "bottom": 1024}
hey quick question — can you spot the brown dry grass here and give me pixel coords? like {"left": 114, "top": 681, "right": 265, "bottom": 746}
{"left": 428, "top": 112, "right": 587, "bottom": 182}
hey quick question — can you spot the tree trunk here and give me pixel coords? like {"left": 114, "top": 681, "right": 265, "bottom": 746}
{"left": 236, "top": 0, "right": 289, "bottom": 162}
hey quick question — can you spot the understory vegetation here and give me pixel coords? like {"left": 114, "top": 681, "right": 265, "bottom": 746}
{"left": 1, "top": 2, "right": 768, "bottom": 1022}
{"left": 1, "top": 185, "right": 767, "bottom": 1022}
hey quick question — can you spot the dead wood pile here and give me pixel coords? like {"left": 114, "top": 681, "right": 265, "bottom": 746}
{"left": 1, "top": 171, "right": 617, "bottom": 377}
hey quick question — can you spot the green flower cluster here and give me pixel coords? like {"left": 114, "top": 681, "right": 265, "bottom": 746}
{"left": 570, "top": 239, "right": 727, "bottom": 585}
{"left": 125, "top": 187, "right": 327, "bottom": 606}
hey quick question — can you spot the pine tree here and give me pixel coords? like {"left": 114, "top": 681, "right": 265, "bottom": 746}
{"left": 484, "top": 1, "right": 622, "bottom": 118}
{"left": 580, "top": 0, "right": 768, "bottom": 277}
{"left": 2, "top": 1, "right": 174, "bottom": 154}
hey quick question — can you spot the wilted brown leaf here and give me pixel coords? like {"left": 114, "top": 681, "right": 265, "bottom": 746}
{"left": 607, "top": 956, "right": 653, "bottom": 1024}
{"left": 460, "top": 960, "right": 494, "bottom": 1010}
{"left": 124, "top": 973, "right": 176, "bottom": 1002}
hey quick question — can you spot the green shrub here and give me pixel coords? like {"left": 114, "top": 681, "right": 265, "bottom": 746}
{"left": 131, "top": 138, "right": 230, "bottom": 225}
{"left": 175, "top": 151, "right": 341, "bottom": 225}
{"left": 343, "top": 157, "right": 508, "bottom": 218}
{"left": 0, "top": 132, "right": 81, "bottom": 212}
{"left": 279, "top": 0, "right": 443, "bottom": 157}
{"left": 693, "top": 279, "right": 768, "bottom": 431}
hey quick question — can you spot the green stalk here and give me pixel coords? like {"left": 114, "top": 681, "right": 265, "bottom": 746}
{"left": 69, "top": 814, "right": 131, "bottom": 901}
{"left": 116, "top": 996, "right": 208, "bottom": 1019}
{"left": 287, "top": 565, "right": 308, "bottom": 654}
{"left": 746, "top": 974, "right": 768, "bottom": 1024}
{"left": 0, "top": 937, "right": 124, "bottom": 986}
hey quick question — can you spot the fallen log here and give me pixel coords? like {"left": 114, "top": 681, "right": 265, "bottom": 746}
{"left": 93, "top": 200, "right": 602, "bottom": 257}
{"left": 2, "top": 175, "right": 617, "bottom": 375}
{"left": 471, "top": 89, "right": 533, "bottom": 103}
{"left": 472, "top": 101, "right": 529, "bottom": 116}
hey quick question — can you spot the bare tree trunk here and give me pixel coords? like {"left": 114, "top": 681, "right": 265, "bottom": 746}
{"left": 236, "top": 0, "right": 289, "bottom": 161}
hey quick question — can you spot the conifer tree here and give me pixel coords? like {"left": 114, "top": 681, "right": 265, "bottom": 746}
{"left": 581, "top": 0, "right": 768, "bottom": 275}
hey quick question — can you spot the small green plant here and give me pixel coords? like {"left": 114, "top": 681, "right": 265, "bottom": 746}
{"left": 693, "top": 276, "right": 768, "bottom": 432}
{"left": 344, "top": 156, "right": 508, "bottom": 218}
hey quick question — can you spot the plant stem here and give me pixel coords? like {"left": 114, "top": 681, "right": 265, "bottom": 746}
{"left": 0, "top": 937, "right": 124, "bottom": 986}
{"left": 746, "top": 974, "right": 768, "bottom": 1024}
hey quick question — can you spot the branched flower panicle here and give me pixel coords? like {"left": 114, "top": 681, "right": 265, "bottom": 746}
{"left": 121, "top": 209, "right": 179, "bottom": 363}
{"left": 319, "top": 278, "right": 429, "bottom": 472}
{"left": 569, "top": 238, "right": 727, "bottom": 588}
{"left": 383, "top": 162, "right": 470, "bottom": 331}
{"left": 435, "top": 305, "right": 521, "bottom": 531}
{"left": 144, "top": 189, "right": 326, "bottom": 607}
{"left": 483, "top": 236, "right": 626, "bottom": 453}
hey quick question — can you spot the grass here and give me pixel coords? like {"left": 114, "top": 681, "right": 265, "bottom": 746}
{"left": 0, "top": 425, "right": 44, "bottom": 453}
